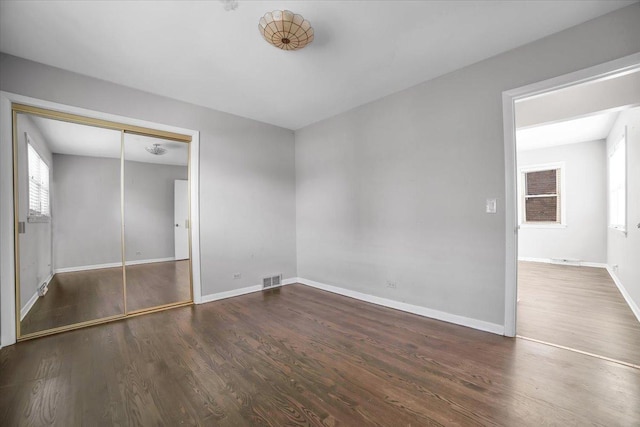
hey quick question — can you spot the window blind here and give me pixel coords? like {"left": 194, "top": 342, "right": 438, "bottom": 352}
{"left": 609, "top": 137, "right": 625, "bottom": 229}
{"left": 27, "top": 142, "right": 50, "bottom": 219}
{"left": 523, "top": 169, "right": 560, "bottom": 223}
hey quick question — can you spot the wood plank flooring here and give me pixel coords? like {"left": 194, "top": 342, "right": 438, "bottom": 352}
{"left": 21, "top": 260, "right": 191, "bottom": 335}
{"left": 517, "top": 261, "right": 640, "bottom": 366}
{"left": 3, "top": 284, "right": 639, "bottom": 426}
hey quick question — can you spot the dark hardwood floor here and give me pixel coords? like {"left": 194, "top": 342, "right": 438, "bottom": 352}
{"left": 3, "top": 284, "right": 639, "bottom": 426}
{"left": 21, "top": 260, "right": 191, "bottom": 335}
{"left": 126, "top": 259, "right": 191, "bottom": 312}
{"left": 517, "top": 261, "right": 640, "bottom": 366}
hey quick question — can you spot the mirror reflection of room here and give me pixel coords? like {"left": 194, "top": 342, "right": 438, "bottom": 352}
{"left": 18, "top": 113, "right": 124, "bottom": 335}
{"left": 123, "top": 133, "right": 191, "bottom": 312}
{"left": 17, "top": 112, "right": 192, "bottom": 337}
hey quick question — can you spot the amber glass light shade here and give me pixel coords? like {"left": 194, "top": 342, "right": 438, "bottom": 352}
{"left": 259, "top": 10, "right": 314, "bottom": 51}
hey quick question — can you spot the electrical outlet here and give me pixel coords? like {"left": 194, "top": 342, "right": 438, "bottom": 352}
{"left": 233, "top": 273, "right": 241, "bottom": 279}
{"left": 386, "top": 281, "right": 397, "bottom": 289}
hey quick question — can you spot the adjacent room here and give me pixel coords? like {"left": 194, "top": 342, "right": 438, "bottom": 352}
{"left": 0, "top": 1, "right": 639, "bottom": 426}
{"left": 514, "top": 72, "right": 640, "bottom": 366}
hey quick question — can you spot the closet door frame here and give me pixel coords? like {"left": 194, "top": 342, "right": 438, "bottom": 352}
{"left": 6, "top": 100, "right": 199, "bottom": 342}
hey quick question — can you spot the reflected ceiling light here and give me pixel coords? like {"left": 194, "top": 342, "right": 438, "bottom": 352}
{"left": 145, "top": 143, "right": 167, "bottom": 155}
{"left": 259, "top": 10, "right": 314, "bottom": 51}
{"left": 220, "top": 0, "right": 238, "bottom": 11}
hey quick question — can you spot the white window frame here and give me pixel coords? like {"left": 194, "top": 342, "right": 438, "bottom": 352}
{"left": 26, "top": 134, "right": 50, "bottom": 223}
{"left": 518, "top": 161, "right": 566, "bottom": 229}
{"left": 608, "top": 129, "right": 627, "bottom": 234}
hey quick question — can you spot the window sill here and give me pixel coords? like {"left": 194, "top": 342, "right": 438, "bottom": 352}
{"left": 519, "top": 223, "right": 566, "bottom": 229}
{"left": 608, "top": 226, "right": 627, "bottom": 237}
{"left": 27, "top": 216, "right": 50, "bottom": 224}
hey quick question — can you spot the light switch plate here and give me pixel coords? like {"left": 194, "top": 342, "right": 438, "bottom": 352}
{"left": 486, "top": 198, "right": 497, "bottom": 214}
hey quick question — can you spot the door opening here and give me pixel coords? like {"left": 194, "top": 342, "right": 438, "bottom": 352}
{"left": 502, "top": 53, "right": 640, "bottom": 330}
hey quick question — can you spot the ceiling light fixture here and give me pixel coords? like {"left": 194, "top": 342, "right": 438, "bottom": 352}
{"left": 145, "top": 143, "right": 167, "bottom": 155}
{"left": 259, "top": 10, "right": 314, "bottom": 51}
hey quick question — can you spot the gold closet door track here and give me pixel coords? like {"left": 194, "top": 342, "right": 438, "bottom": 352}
{"left": 12, "top": 104, "right": 192, "bottom": 142}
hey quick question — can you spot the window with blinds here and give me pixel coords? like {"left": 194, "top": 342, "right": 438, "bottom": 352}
{"left": 522, "top": 168, "right": 561, "bottom": 223}
{"left": 27, "top": 142, "right": 50, "bottom": 221}
{"left": 609, "top": 135, "right": 626, "bottom": 231}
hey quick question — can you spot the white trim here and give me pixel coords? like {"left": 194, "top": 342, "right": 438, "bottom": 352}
{"left": 54, "top": 257, "right": 176, "bottom": 274}
{"left": 199, "top": 285, "right": 263, "bottom": 304}
{"left": 198, "top": 277, "right": 297, "bottom": 305}
{"left": 297, "top": 278, "right": 504, "bottom": 335}
{"left": 0, "top": 93, "right": 16, "bottom": 348}
{"left": 502, "top": 53, "right": 640, "bottom": 338}
{"left": 607, "top": 266, "right": 640, "bottom": 323}
{"left": 518, "top": 161, "right": 566, "bottom": 173}
{"left": 518, "top": 257, "right": 607, "bottom": 268}
{"left": 518, "top": 161, "right": 566, "bottom": 226}
{"left": 519, "top": 224, "right": 567, "bottom": 229}
{"left": 581, "top": 261, "right": 609, "bottom": 269}
{"left": 0, "top": 91, "right": 202, "bottom": 348}
{"left": 20, "top": 292, "right": 39, "bottom": 321}
{"left": 19, "top": 272, "right": 53, "bottom": 321}
{"left": 608, "top": 226, "right": 628, "bottom": 237}
{"left": 190, "top": 132, "right": 202, "bottom": 304}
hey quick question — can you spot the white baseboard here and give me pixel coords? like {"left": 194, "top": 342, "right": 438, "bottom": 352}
{"left": 198, "top": 277, "right": 297, "bottom": 305}
{"left": 607, "top": 266, "right": 640, "bottom": 323}
{"left": 296, "top": 278, "right": 505, "bottom": 336}
{"left": 518, "top": 257, "right": 607, "bottom": 268}
{"left": 20, "top": 291, "right": 39, "bottom": 321}
{"left": 19, "top": 273, "right": 54, "bottom": 321}
{"left": 580, "top": 261, "right": 608, "bottom": 268}
{"left": 55, "top": 257, "right": 176, "bottom": 274}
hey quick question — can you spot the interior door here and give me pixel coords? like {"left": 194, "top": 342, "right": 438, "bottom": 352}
{"left": 174, "top": 179, "right": 189, "bottom": 260}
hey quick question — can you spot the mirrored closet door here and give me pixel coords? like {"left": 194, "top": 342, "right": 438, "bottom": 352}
{"left": 123, "top": 133, "right": 191, "bottom": 312}
{"left": 13, "top": 106, "right": 192, "bottom": 340}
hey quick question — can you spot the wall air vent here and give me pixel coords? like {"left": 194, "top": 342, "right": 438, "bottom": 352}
{"left": 263, "top": 274, "right": 283, "bottom": 289}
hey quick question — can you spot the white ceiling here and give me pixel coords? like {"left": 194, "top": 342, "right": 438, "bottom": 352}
{"left": 28, "top": 115, "right": 188, "bottom": 166}
{"left": 516, "top": 110, "right": 619, "bottom": 152}
{"left": 1, "top": 1, "right": 635, "bottom": 130}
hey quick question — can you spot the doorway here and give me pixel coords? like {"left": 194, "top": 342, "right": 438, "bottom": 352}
{"left": 503, "top": 53, "right": 640, "bottom": 366}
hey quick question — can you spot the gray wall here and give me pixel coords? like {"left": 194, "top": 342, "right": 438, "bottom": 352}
{"left": 607, "top": 107, "right": 640, "bottom": 312}
{"left": 124, "top": 160, "right": 187, "bottom": 262}
{"left": 295, "top": 4, "right": 640, "bottom": 326}
{"left": 16, "top": 114, "right": 52, "bottom": 310}
{"left": 52, "top": 154, "right": 121, "bottom": 269}
{"left": 52, "top": 154, "right": 188, "bottom": 268}
{"left": 516, "top": 70, "right": 640, "bottom": 128}
{"left": 0, "top": 55, "right": 297, "bottom": 299}
{"left": 517, "top": 141, "right": 607, "bottom": 263}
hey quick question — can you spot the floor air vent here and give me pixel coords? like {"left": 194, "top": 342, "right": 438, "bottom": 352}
{"left": 263, "top": 274, "right": 283, "bottom": 289}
